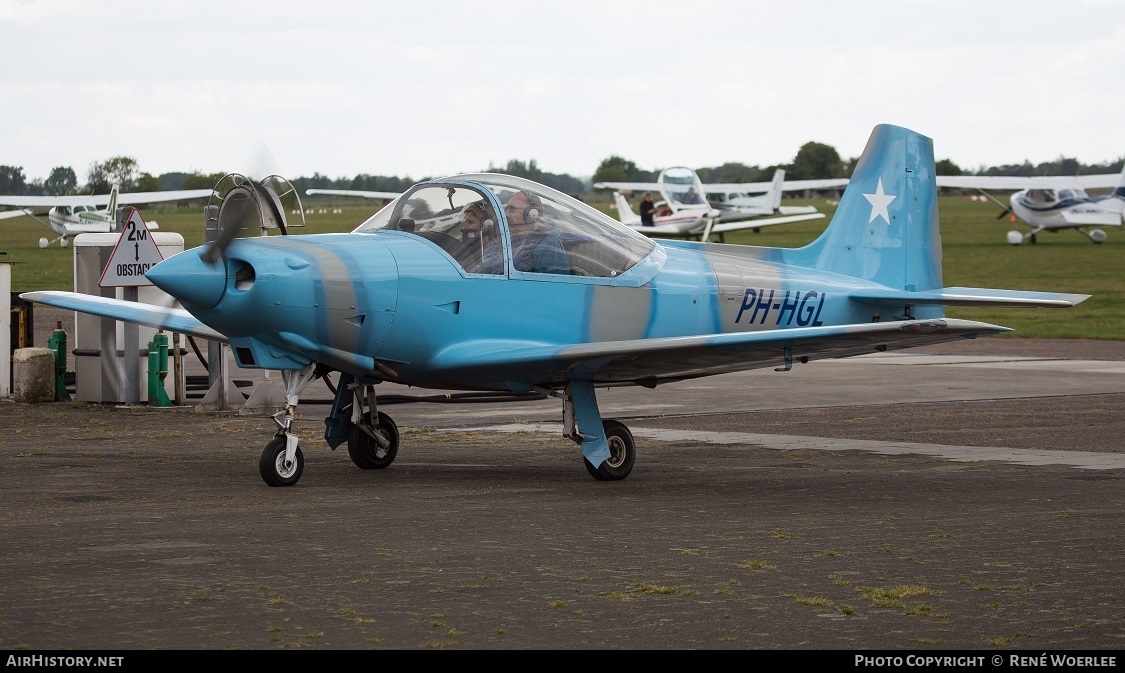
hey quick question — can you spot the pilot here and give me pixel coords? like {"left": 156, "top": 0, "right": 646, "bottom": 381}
{"left": 456, "top": 201, "right": 502, "bottom": 274}
{"left": 680, "top": 187, "right": 702, "bottom": 205}
{"left": 505, "top": 190, "right": 569, "bottom": 275}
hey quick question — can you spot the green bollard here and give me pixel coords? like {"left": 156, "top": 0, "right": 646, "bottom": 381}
{"left": 147, "top": 333, "right": 171, "bottom": 407}
{"left": 47, "top": 321, "right": 71, "bottom": 401}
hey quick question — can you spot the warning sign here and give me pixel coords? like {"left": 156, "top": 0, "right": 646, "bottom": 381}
{"left": 99, "top": 208, "right": 165, "bottom": 287}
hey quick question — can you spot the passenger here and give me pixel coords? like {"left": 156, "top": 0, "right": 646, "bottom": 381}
{"left": 456, "top": 201, "right": 502, "bottom": 274}
{"left": 505, "top": 190, "right": 569, "bottom": 274}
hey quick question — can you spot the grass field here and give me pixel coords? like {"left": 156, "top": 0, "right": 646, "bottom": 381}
{"left": 2, "top": 194, "right": 1121, "bottom": 340}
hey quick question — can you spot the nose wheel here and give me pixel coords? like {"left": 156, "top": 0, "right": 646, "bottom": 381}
{"left": 259, "top": 436, "right": 304, "bottom": 486}
{"left": 256, "top": 364, "right": 317, "bottom": 487}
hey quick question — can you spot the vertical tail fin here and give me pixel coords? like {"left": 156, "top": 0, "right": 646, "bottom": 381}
{"left": 613, "top": 191, "right": 642, "bottom": 225}
{"left": 785, "top": 124, "right": 942, "bottom": 293}
{"left": 107, "top": 184, "right": 120, "bottom": 214}
{"left": 766, "top": 168, "right": 785, "bottom": 212}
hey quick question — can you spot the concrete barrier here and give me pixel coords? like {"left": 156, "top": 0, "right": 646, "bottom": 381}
{"left": 13, "top": 348, "right": 56, "bottom": 403}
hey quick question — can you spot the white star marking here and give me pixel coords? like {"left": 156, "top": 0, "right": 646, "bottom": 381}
{"left": 863, "top": 178, "right": 896, "bottom": 224}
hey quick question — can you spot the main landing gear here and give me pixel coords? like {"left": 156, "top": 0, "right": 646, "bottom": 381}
{"left": 555, "top": 380, "right": 637, "bottom": 481}
{"left": 256, "top": 368, "right": 635, "bottom": 486}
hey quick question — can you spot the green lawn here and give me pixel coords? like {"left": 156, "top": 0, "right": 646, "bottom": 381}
{"left": 2, "top": 194, "right": 1120, "bottom": 340}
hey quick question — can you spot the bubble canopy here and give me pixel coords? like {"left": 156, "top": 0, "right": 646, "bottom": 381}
{"left": 353, "top": 173, "right": 657, "bottom": 278}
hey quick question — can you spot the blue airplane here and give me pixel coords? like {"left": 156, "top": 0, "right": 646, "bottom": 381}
{"left": 21, "top": 124, "right": 1089, "bottom": 487}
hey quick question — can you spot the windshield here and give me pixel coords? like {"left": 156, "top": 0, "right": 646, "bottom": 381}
{"left": 355, "top": 173, "right": 656, "bottom": 278}
{"left": 659, "top": 167, "right": 706, "bottom": 206}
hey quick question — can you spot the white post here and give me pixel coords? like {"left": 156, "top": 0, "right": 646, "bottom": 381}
{"left": 1, "top": 261, "right": 11, "bottom": 397}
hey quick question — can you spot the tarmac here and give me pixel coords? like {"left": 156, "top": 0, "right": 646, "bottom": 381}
{"left": 1, "top": 308, "right": 1124, "bottom": 651}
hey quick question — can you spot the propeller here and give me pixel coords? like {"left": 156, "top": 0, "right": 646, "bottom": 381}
{"left": 203, "top": 173, "right": 305, "bottom": 264}
{"left": 142, "top": 170, "right": 305, "bottom": 313}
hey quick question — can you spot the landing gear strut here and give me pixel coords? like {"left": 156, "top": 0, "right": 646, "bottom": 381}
{"left": 258, "top": 364, "right": 318, "bottom": 487}
{"left": 553, "top": 380, "right": 637, "bottom": 481}
{"left": 346, "top": 382, "right": 400, "bottom": 469}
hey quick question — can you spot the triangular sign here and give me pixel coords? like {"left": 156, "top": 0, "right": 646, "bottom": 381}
{"left": 99, "top": 208, "right": 165, "bottom": 287}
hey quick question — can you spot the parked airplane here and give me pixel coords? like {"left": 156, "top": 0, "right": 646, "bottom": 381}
{"left": 600, "top": 167, "right": 830, "bottom": 242}
{"left": 0, "top": 184, "right": 215, "bottom": 248}
{"left": 22, "top": 124, "right": 1087, "bottom": 488}
{"left": 935, "top": 169, "right": 1125, "bottom": 245}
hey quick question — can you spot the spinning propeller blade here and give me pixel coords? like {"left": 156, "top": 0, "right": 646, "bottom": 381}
{"left": 203, "top": 174, "right": 305, "bottom": 264}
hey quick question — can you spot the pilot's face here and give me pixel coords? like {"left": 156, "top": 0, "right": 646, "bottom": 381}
{"left": 505, "top": 195, "right": 529, "bottom": 226}
{"left": 464, "top": 211, "right": 481, "bottom": 232}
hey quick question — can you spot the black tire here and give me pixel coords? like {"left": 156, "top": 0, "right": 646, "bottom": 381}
{"left": 583, "top": 420, "right": 636, "bottom": 481}
{"left": 347, "top": 411, "right": 400, "bottom": 469}
{"left": 259, "top": 437, "right": 303, "bottom": 487}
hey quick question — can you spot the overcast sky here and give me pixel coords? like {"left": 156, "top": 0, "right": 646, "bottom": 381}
{"left": 3, "top": 0, "right": 1123, "bottom": 185}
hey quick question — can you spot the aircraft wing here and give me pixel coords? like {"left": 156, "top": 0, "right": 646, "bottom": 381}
{"left": 707, "top": 178, "right": 851, "bottom": 193}
{"left": 306, "top": 189, "right": 403, "bottom": 200}
{"left": 427, "top": 318, "right": 1011, "bottom": 387}
{"left": 708, "top": 212, "right": 825, "bottom": 233}
{"left": 591, "top": 181, "right": 660, "bottom": 192}
{"left": 116, "top": 189, "right": 216, "bottom": 205}
{"left": 19, "top": 291, "right": 227, "bottom": 343}
{"left": 597, "top": 179, "right": 851, "bottom": 193}
{"left": 0, "top": 208, "right": 34, "bottom": 219}
{"left": 936, "top": 175, "right": 1124, "bottom": 190}
{"left": 0, "top": 189, "right": 214, "bottom": 209}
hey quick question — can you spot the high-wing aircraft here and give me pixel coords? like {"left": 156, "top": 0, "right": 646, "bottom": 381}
{"left": 599, "top": 167, "right": 830, "bottom": 242}
{"left": 0, "top": 184, "right": 215, "bottom": 248}
{"left": 934, "top": 169, "right": 1125, "bottom": 245}
{"left": 22, "top": 124, "right": 1088, "bottom": 488}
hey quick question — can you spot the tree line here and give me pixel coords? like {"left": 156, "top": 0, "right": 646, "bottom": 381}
{"left": 3, "top": 144, "right": 1123, "bottom": 198}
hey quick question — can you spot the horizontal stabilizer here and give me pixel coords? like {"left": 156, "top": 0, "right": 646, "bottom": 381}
{"left": 849, "top": 287, "right": 1090, "bottom": 308}
{"left": 19, "top": 291, "right": 227, "bottom": 343}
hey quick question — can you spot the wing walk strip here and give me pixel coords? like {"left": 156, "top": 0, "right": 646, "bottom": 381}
{"left": 471, "top": 424, "right": 1125, "bottom": 471}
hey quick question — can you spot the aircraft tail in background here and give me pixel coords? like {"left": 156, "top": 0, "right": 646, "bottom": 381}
{"left": 613, "top": 191, "right": 642, "bottom": 226}
{"left": 765, "top": 168, "right": 785, "bottom": 213}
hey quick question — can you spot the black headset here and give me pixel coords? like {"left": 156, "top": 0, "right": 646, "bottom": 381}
{"left": 516, "top": 191, "right": 542, "bottom": 222}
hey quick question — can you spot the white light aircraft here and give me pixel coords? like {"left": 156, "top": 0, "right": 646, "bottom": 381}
{"left": 596, "top": 167, "right": 847, "bottom": 242}
{"left": 935, "top": 168, "right": 1125, "bottom": 245}
{"left": 0, "top": 184, "right": 215, "bottom": 248}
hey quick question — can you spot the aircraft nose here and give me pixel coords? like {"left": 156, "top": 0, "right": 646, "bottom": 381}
{"left": 146, "top": 247, "right": 227, "bottom": 309}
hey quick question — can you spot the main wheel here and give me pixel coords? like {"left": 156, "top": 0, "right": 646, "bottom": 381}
{"left": 347, "top": 411, "right": 400, "bottom": 469}
{"left": 583, "top": 420, "right": 636, "bottom": 481}
{"left": 259, "top": 437, "right": 303, "bottom": 487}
